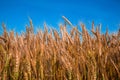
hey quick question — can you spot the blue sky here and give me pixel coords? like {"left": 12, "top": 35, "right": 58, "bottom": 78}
{"left": 0, "top": 0, "right": 120, "bottom": 34}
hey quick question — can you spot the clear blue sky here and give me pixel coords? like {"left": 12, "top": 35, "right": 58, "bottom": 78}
{"left": 0, "top": 0, "right": 120, "bottom": 33}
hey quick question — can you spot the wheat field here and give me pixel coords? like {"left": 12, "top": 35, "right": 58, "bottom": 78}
{"left": 0, "top": 18, "right": 120, "bottom": 80}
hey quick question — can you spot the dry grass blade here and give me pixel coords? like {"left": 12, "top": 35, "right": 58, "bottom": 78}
{"left": 62, "top": 16, "right": 73, "bottom": 27}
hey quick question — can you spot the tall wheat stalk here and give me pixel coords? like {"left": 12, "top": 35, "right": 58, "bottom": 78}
{"left": 0, "top": 17, "right": 120, "bottom": 80}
